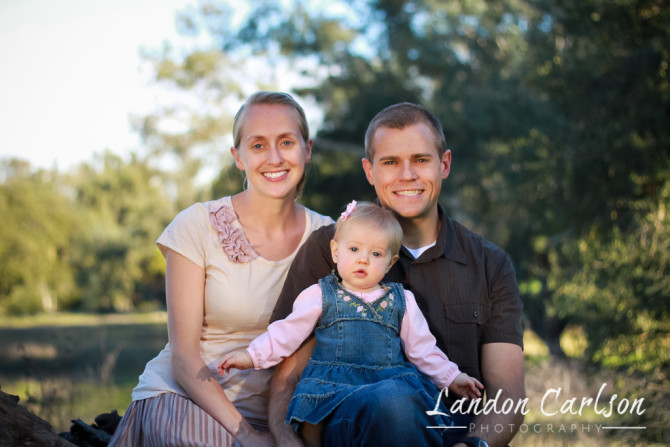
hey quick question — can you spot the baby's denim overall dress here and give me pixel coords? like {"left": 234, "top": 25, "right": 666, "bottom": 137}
{"left": 286, "top": 273, "right": 453, "bottom": 432}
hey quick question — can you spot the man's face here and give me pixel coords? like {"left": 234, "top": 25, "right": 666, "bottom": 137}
{"left": 362, "top": 123, "right": 451, "bottom": 221}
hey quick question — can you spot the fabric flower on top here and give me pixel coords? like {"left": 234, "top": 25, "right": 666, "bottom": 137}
{"left": 209, "top": 205, "right": 256, "bottom": 263}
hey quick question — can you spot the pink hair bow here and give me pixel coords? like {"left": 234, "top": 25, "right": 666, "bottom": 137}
{"left": 339, "top": 200, "right": 357, "bottom": 221}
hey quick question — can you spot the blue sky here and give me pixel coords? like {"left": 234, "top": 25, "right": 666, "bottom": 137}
{"left": 0, "top": 0, "right": 198, "bottom": 171}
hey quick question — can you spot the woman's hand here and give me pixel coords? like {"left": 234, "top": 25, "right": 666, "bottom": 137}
{"left": 219, "top": 350, "right": 254, "bottom": 375}
{"left": 448, "top": 372, "right": 484, "bottom": 400}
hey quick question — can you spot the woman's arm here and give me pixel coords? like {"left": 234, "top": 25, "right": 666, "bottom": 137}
{"left": 165, "top": 249, "right": 271, "bottom": 446}
{"left": 220, "top": 285, "right": 322, "bottom": 373}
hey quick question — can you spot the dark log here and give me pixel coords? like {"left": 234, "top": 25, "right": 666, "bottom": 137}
{"left": 0, "top": 389, "right": 76, "bottom": 447}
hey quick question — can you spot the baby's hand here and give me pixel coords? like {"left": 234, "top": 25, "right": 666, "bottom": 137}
{"left": 218, "top": 350, "right": 254, "bottom": 375}
{"left": 448, "top": 372, "right": 484, "bottom": 400}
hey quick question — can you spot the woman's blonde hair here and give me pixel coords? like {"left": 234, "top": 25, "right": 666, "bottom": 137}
{"left": 232, "top": 91, "right": 310, "bottom": 195}
{"left": 334, "top": 201, "right": 403, "bottom": 257}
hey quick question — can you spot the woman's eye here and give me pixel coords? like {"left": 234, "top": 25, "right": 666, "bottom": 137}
{"left": 281, "top": 140, "right": 293, "bottom": 147}
{"left": 252, "top": 143, "right": 263, "bottom": 150}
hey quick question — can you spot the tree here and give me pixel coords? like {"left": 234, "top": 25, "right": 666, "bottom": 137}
{"left": 516, "top": 0, "right": 670, "bottom": 361}
{"left": 69, "top": 151, "right": 175, "bottom": 312}
{"left": 548, "top": 176, "right": 670, "bottom": 374}
{"left": 153, "top": 0, "right": 670, "bottom": 372}
{"left": 0, "top": 159, "right": 79, "bottom": 314}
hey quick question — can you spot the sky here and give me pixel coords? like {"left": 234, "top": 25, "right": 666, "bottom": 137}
{"left": 0, "top": 0, "right": 199, "bottom": 171}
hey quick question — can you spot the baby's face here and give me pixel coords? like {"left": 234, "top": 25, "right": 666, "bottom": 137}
{"left": 330, "top": 224, "right": 396, "bottom": 293}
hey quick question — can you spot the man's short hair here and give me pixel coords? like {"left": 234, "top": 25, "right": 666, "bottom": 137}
{"left": 364, "top": 102, "right": 447, "bottom": 161}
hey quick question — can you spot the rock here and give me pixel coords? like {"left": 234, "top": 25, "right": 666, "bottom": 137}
{"left": 58, "top": 411, "right": 121, "bottom": 447}
{"left": 0, "top": 389, "right": 76, "bottom": 447}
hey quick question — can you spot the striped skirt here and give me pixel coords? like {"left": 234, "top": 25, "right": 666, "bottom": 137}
{"left": 108, "top": 392, "right": 271, "bottom": 447}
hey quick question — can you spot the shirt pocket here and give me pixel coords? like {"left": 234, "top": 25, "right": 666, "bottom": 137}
{"left": 442, "top": 302, "right": 489, "bottom": 378}
{"left": 445, "top": 302, "right": 488, "bottom": 325}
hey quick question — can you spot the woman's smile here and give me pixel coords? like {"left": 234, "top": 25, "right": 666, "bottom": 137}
{"left": 263, "top": 169, "right": 289, "bottom": 180}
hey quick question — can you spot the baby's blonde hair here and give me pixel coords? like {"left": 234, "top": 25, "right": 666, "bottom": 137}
{"left": 334, "top": 201, "right": 403, "bottom": 257}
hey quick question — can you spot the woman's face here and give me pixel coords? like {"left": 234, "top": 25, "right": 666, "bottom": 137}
{"left": 232, "top": 103, "right": 312, "bottom": 200}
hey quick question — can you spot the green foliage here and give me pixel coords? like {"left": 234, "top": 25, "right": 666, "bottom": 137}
{"left": 192, "top": 0, "right": 670, "bottom": 377}
{"left": 549, "top": 176, "right": 670, "bottom": 374}
{"left": 300, "top": 143, "right": 377, "bottom": 218}
{"left": 513, "top": 0, "right": 670, "bottom": 371}
{"left": 0, "top": 153, "right": 175, "bottom": 314}
{"left": 135, "top": 43, "right": 245, "bottom": 209}
{"left": 0, "top": 160, "right": 79, "bottom": 314}
{"left": 69, "top": 152, "right": 175, "bottom": 312}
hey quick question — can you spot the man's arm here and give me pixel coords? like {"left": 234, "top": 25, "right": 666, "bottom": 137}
{"left": 268, "top": 224, "right": 335, "bottom": 445}
{"left": 270, "top": 224, "right": 335, "bottom": 322}
{"left": 458, "top": 248, "right": 525, "bottom": 446}
{"left": 457, "top": 343, "right": 525, "bottom": 447}
{"left": 268, "top": 337, "right": 316, "bottom": 446}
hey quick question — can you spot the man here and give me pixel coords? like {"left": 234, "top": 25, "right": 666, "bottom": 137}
{"left": 268, "top": 103, "right": 525, "bottom": 447}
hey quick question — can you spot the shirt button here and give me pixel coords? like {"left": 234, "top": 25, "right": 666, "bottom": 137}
{"left": 473, "top": 310, "right": 479, "bottom": 318}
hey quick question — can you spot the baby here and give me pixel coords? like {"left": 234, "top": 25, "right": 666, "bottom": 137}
{"left": 220, "top": 201, "right": 483, "bottom": 445}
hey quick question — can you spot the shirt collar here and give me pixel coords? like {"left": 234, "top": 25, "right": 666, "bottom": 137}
{"left": 432, "top": 204, "right": 468, "bottom": 265}
{"left": 393, "top": 202, "right": 468, "bottom": 265}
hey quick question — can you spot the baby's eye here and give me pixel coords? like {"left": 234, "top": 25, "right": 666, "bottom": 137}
{"left": 372, "top": 252, "right": 382, "bottom": 257}
{"left": 349, "top": 247, "right": 358, "bottom": 252}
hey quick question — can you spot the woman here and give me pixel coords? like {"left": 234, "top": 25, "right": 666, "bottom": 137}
{"left": 109, "top": 91, "right": 333, "bottom": 446}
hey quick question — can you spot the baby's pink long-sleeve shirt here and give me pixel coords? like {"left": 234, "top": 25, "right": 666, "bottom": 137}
{"left": 247, "top": 283, "right": 461, "bottom": 389}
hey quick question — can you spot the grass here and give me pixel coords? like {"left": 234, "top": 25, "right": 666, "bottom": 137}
{"left": 0, "top": 311, "right": 168, "bottom": 433}
{"left": 1, "top": 313, "right": 667, "bottom": 445}
{"left": 0, "top": 310, "right": 168, "bottom": 328}
{"left": 519, "top": 329, "right": 669, "bottom": 446}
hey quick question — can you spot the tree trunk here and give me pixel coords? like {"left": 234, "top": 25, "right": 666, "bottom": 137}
{"left": 0, "top": 389, "right": 76, "bottom": 447}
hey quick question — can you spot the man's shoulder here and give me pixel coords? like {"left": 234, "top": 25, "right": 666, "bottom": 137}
{"left": 306, "top": 222, "right": 336, "bottom": 245}
{"left": 447, "top": 216, "right": 510, "bottom": 261}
